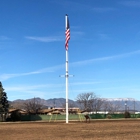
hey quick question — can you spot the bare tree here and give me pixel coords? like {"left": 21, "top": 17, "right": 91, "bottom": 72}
{"left": 76, "top": 92, "right": 97, "bottom": 112}
{"left": 10, "top": 102, "right": 25, "bottom": 109}
{"left": 111, "top": 102, "right": 122, "bottom": 113}
{"left": 102, "top": 100, "right": 111, "bottom": 113}
{"left": 24, "top": 98, "right": 44, "bottom": 114}
{"left": 102, "top": 100, "right": 122, "bottom": 114}
{"left": 92, "top": 98, "right": 104, "bottom": 113}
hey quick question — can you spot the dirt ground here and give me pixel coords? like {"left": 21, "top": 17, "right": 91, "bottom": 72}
{"left": 0, "top": 119, "right": 140, "bottom": 140}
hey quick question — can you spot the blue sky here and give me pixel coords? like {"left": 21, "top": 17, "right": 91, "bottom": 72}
{"left": 0, "top": 0, "right": 140, "bottom": 101}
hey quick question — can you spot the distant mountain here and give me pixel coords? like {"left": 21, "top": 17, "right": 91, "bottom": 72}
{"left": 46, "top": 98, "right": 77, "bottom": 108}
{"left": 9, "top": 97, "right": 140, "bottom": 111}
{"left": 10, "top": 97, "right": 78, "bottom": 108}
{"left": 103, "top": 98, "right": 137, "bottom": 101}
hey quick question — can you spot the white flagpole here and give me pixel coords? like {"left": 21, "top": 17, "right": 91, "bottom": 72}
{"left": 65, "top": 15, "right": 69, "bottom": 123}
{"left": 66, "top": 50, "right": 69, "bottom": 123}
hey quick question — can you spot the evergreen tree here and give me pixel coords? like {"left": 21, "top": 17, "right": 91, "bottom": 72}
{"left": 0, "top": 82, "right": 9, "bottom": 114}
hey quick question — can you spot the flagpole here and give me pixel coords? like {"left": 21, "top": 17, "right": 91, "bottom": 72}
{"left": 66, "top": 50, "right": 69, "bottom": 123}
{"left": 65, "top": 15, "right": 69, "bottom": 123}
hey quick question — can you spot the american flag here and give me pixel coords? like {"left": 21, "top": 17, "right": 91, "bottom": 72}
{"left": 65, "top": 15, "right": 70, "bottom": 50}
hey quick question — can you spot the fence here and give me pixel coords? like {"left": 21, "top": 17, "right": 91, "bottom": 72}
{"left": 89, "top": 114, "right": 140, "bottom": 119}
{"left": 20, "top": 113, "right": 140, "bottom": 121}
{"left": 21, "top": 114, "right": 85, "bottom": 121}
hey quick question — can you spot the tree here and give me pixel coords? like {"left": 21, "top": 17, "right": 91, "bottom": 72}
{"left": 76, "top": 92, "right": 98, "bottom": 112}
{"left": 102, "top": 100, "right": 122, "bottom": 114}
{"left": 0, "top": 82, "right": 9, "bottom": 121}
{"left": 102, "top": 100, "right": 112, "bottom": 113}
{"left": 24, "top": 97, "right": 44, "bottom": 114}
{"left": 92, "top": 98, "right": 104, "bottom": 113}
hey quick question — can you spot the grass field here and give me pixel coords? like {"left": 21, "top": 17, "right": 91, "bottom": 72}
{"left": 0, "top": 119, "right": 140, "bottom": 140}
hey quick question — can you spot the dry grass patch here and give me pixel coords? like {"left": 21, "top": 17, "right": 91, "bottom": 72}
{"left": 0, "top": 120, "right": 140, "bottom": 140}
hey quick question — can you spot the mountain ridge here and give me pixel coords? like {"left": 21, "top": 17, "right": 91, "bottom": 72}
{"left": 9, "top": 97, "right": 140, "bottom": 111}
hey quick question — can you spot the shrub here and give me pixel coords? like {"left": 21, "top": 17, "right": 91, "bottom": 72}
{"left": 106, "top": 114, "right": 112, "bottom": 119}
{"left": 11, "top": 111, "right": 21, "bottom": 121}
{"left": 124, "top": 111, "right": 131, "bottom": 118}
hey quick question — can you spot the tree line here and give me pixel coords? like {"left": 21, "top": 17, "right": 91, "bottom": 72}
{"left": 76, "top": 92, "right": 122, "bottom": 113}
{"left": 16, "top": 92, "right": 122, "bottom": 114}
{"left": 0, "top": 81, "right": 124, "bottom": 121}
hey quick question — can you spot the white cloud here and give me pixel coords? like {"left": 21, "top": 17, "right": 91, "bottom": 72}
{"left": 6, "top": 84, "right": 47, "bottom": 91}
{"left": 6, "top": 83, "right": 64, "bottom": 92}
{"left": 71, "top": 50, "right": 140, "bottom": 67}
{"left": 61, "top": 1, "right": 92, "bottom": 11}
{"left": 71, "top": 31, "right": 85, "bottom": 40}
{"left": 6, "top": 83, "right": 66, "bottom": 100}
{"left": 98, "top": 33, "right": 110, "bottom": 40}
{"left": 70, "top": 81, "right": 101, "bottom": 86}
{"left": 92, "top": 7, "right": 116, "bottom": 13}
{"left": 72, "top": 31, "right": 84, "bottom": 36}
{"left": 0, "top": 72, "right": 44, "bottom": 81}
{"left": 0, "top": 36, "right": 10, "bottom": 40}
{"left": 25, "top": 36, "right": 63, "bottom": 42}
{"left": 120, "top": 1, "right": 140, "bottom": 7}
{"left": 0, "top": 64, "right": 64, "bottom": 81}
{"left": 1, "top": 50, "right": 140, "bottom": 81}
